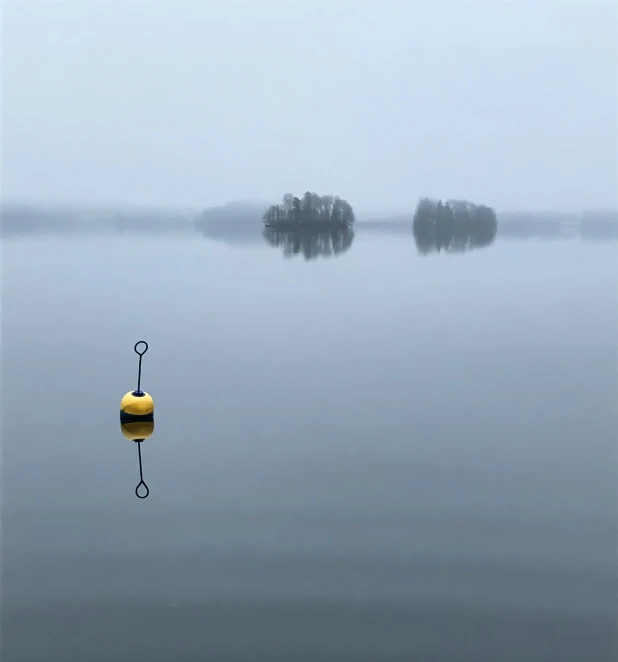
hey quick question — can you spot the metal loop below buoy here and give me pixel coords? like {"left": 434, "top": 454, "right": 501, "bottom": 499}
{"left": 135, "top": 480, "right": 150, "bottom": 499}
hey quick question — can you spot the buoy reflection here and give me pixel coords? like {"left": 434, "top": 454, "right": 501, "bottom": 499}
{"left": 121, "top": 420, "right": 154, "bottom": 499}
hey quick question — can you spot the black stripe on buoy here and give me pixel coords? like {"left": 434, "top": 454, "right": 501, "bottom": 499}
{"left": 120, "top": 410, "right": 154, "bottom": 424}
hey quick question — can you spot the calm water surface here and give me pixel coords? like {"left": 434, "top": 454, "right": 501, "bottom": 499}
{"left": 2, "top": 227, "right": 617, "bottom": 661}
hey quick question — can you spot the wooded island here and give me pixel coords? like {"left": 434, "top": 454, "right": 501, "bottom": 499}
{"left": 263, "top": 192, "right": 355, "bottom": 228}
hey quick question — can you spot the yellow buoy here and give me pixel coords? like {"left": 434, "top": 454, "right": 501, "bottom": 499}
{"left": 120, "top": 391, "right": 154, "bottom": 420}
{"left": 120, "top": 341, "right": 154, "bottom": 423}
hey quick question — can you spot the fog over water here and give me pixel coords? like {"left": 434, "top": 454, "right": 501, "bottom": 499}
{"left": 2, "top": 1, "right": 617, "bottom": 213}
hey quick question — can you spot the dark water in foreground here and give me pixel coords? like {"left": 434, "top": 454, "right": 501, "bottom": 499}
{"left": 2, "top": 226, "right": 617, "bottom": 661}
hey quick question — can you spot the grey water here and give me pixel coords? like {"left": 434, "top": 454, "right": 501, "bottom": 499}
{"left": 1, "top": 223, "right": 617, "bottom": 662}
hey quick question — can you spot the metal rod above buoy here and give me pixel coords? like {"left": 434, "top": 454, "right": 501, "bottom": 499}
{"left": 120, "top": 341, "right": 154, "bottom": 424}
{"left": 136, "top": 341, "right": 145, "bottom": 395}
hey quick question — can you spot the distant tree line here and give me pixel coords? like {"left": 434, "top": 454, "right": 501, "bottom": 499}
{"left": 580, "top": 210, "right": 618, "bottom": 240}
{"left": 263, "top": 192, "right": 355, "bottom": 228}
{"left": 412, "top": 198, "right": 497, "bottom": 254}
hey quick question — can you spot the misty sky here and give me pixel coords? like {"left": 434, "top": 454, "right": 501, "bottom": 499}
{"left": 2, "top": 1, "right": 617, "bottom": 214}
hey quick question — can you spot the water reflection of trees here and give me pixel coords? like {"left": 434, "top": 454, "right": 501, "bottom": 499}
{"left": 262, "top": 226, "right": 355, "bottom": 261}
{"left": 412, "top": 198, "right": 497, "bottom": 255}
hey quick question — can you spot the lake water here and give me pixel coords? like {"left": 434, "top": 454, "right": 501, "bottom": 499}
{"left": 2, "top": 223, "right": 617, "bottom": 661}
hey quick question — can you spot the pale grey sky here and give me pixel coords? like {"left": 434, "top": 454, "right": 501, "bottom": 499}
{"left": 2, "top": 1, "right": 617, "bottom": 213}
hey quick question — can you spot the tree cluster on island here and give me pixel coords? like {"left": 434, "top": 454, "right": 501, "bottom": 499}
{"left": 262, "top": 192, "right": 355, "bottom": 228}
{"left": 412, "top": 197, "right": 498, "bottom": 254}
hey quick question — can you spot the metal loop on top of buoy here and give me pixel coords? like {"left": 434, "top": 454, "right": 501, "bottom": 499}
{"left": 134, "top": 341, "right": 148, "bottom": 357}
